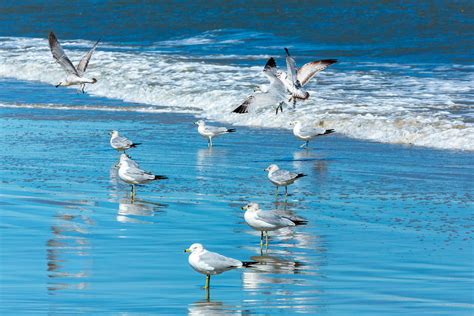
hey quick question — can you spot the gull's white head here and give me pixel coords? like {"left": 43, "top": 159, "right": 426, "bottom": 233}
{"left": 265, "top": 164, "right": 279, "bottom": 173}
{"left": 117, "top": 154, "right": 132, "bottom": 167}
{"left": 195, "top": 120, "right": 205, "bottom": 126}
{"left": 184, "top": 243, "right": 204, "bottom": 254}
{"left": 241, "top": 203, "right": 259, "bottom": 212}
{"left": 110, "top": 130, "right": 119, "bottom": 137}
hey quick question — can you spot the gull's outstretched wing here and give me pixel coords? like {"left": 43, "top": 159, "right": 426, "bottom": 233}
{"left": 233, "top": 95, "right": 254, "bottom": 114}
{"left": 284, "top": 48, "right": 299, "bottom": 88}
{"left": 48, "top": 32, "right": 79, "bottom": 76}
{"left": 297, "top": 59, "right": 337, "bottom": 86}
{"left": 77, "top": 39, "right": 100, "bottom": 76}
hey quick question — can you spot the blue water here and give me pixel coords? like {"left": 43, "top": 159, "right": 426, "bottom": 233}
{"left": 0, "top": 2, "right": 473, "bottom": 315}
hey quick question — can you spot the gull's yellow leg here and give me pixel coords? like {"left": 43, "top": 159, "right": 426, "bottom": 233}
{"left": 204, "top": 274, "right": 210, "bottom": 289}
{"left": 265, "top": 231, "right": 269, "bottom": 249}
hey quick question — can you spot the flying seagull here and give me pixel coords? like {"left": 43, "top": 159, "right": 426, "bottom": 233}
{"left": 265, "top": 164, "right": 306, "bottom": 198}
{"left": 195, "top": 120, "right": 236, "bottom": 148}
{"left": 184, "top": 243, "right": 256, "bottom": 290}
{"left": 290, "top": 121, "right": 335, "bottom": 148}
{"left": 277, "top": 48, "right": 337, "bottom": 107}
{"left": 233, "top": 57, "right": 288, "bottom": 115}
{"left": 242, "top": 202, "right": 306, "bottom": 251}
{"left": 48, "top": 32, "right": 99, "bottom": 93}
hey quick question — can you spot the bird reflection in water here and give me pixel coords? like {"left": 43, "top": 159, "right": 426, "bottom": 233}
{"left": 47, "top": 202, "right": 95, "bottom": 293}
{"left": 188, "top": 299, "right": 251, "bottom": 316}
{"left": 116, "top": 198, "right": 166, "bottom": 224}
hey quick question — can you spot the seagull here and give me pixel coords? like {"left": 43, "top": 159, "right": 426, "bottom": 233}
{"left": 277, "top": 48, "right": 337, "bottom": 108}
{"left": 242, "top": 203, "right": 306, "bottom": 250}
{"left": 290, "top": 121, "right": 335, "bottom": 148}
{"left": 265, "top": 164, "right": 306, "bottom": 197}
{"left": 195, "top": 120, "right": 236, "bottom": 148}
{"left": 184, "top": 243, "right": 256, "bottom": 289}
{"left": 48, "top": 32, "right": 99, "bottom": 93}
{"left": 233, "top": 57, "right": 288, "bottom": 115}
{"left": 117, "top": 154, "right": 167, "bottom": 201}
{"left": 109, "top": 130, "right": 141, "bottom": 153}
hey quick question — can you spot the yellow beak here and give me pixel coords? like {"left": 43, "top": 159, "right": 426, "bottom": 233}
{"left": 184, "top": 249, "right": 191, "bottom": 253}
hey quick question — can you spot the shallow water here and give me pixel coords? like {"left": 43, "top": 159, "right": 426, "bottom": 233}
{"left": 0, "top": 80, "right": 473, "bottom": 314}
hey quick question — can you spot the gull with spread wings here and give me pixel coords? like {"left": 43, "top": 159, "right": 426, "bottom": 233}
{"left": 278, "top": 48, "right": 337, "bottom": 108}
{"left": 48, "top": 32, "right": 100, "bottom": 93}
{"left": 232, "top": 57, "right": 288, "bottom": 115}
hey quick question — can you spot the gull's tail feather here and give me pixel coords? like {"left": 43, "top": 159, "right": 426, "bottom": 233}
{"left": 296, "top": 173, "right": 307, "bottom": 179}
{"left": 130, "top": 143, "right": 141, "bottom": 148}
{"left": 227, "top": 128, "right": 236, "bottom": 133}
{"left": 153, "top": 175, "right": 168, "bottom": 180}
{"left": 242, "top": 261, "right": 258, "bottom": 267}
{"left": 323, "top": 129, "right": 335, "bottom": 135}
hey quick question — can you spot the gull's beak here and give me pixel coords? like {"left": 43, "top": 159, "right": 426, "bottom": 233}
{"left": 184, "top": 249, "right": 191, "bottom": 253}
{"left": 241, "top": 206, "right": 245, "bottom": 210}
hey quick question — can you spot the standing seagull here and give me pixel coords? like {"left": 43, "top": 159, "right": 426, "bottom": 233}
{"left": 277, "top": 48, "right": 337, "bottom": 107}
{"left": 117, "top": 154, "right": 167, "bottom": 201}
{"left": 184, "top": 243, "right": 256, "bottom": 290}
{"left": 48, "top": 32, "right": 99, "bottom": 93}
{"left": 195, "top": 120, "right": 236, "bottom": 148}
{"left": 109, "top": 130, "right": 141, "bottom": 153}
{"left": 233, "top": 57, "right": 288, "bottom": 114}
{"left": 290, "top": 121, "right": 335, "bottom": 148}
{"left": 265, "top": 164, "right": 306, "bottom": 198}
{"left": 242, "top": 203, "right": 306, "bottom": 251}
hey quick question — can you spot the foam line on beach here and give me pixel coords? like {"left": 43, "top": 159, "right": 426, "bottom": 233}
{"left": 0, "top": 36, "right": 472, "bottom": 151}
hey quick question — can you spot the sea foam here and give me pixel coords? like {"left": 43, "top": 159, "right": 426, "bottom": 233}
{"left": 0, "top": 36, "right": 472, "bottom": 151}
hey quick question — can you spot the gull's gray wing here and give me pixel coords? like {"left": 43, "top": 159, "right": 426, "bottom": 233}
{"left": 256, "top": 211, "right": 294, "bottom": 227}
{"left": 272, "top": 169, "right": 299, "bottom": 182}
{"left": 206, "top": 126, "right": 229, "bottom": 134}
{"left": 297, "top": 59, "right": 337, "bottom": 86}
{"left": 123, "top": 166, "right": 155, "bottom": 182}
{"left": 300, "top": 126, "right": 327, "bottom": 137}
{"left": 77, "top": 39, "right": 100, "bottom": 76}
{"left": 233, "top": 95, "right": 255, "bottom": 114}
{"left": 200, "top": 251, "right": 242, "bottom": 272}
{"left": 48, "top": 32, "right": 79, "bottom": 75}
{"left": 112, "top": 136, "right": 133, "bottom": 148}
{"left": 284, "top": 48, "right": 299, "bottom": 88}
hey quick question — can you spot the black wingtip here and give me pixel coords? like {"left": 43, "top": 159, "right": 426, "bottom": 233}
{"left": 227, "top": 128, "right": 236, "bottom": 133}
{"left": 264, "top": 57, "right": 277, "bottom": 70}
{"left": 242, "top": 261, "right": 258, "bottom": 267}
{"left": 130, "top": 143, "right": 141, "bottom": 148}
{"left": 324, "top": 129, "right": 335, "bottom": 135}
{"left": 284, "top": 47, "right": 290, "bottom": 56}
{"left": 296, "top": 173, "right": 307, "bottom": 179}
{"left": 292, "top": 219, "right": 308, "bottom": 226}
{"left": 323, "top": 59, "right": 338, "bottom": 65}
{"left": 232, "top": 104, "right": 248, "bottom": 114}
{"left": 154, "top": 175, "right": 168, "bottom": 180}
